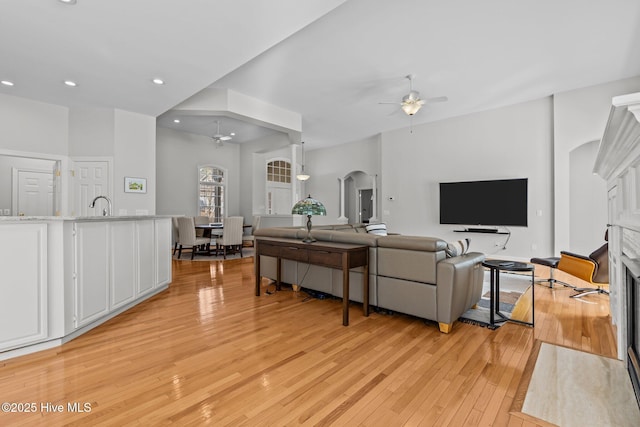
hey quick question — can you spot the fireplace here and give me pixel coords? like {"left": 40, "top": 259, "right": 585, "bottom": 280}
{"left": 624, "top": 257, "right": 640, "bottom": 408}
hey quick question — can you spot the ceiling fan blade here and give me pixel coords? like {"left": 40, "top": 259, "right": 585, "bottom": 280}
{"left": 379, "top": 101, "right": 400, "bottom": 105}
{"left": 425, "top": 96, "right": 448, "bottom": 103}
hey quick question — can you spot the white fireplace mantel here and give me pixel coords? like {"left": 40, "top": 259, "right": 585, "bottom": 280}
{"left": 595, "top": 91, "right": 640, "bottom": 360}
{"left": 594, "top": 92, "right": 640, "bottom": 182}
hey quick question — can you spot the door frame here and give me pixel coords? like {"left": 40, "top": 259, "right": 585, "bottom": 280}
{"left": 0, "top": 149, "right": 68, "bottom": 216}
{"left": 11, "top": 167, "right": 55, "bottom": 216}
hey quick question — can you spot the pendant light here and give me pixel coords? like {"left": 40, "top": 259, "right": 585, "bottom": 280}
{"left": 296, "top": 141, "right": 310, "bottom": 181}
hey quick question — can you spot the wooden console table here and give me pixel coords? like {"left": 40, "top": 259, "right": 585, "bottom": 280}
{"left": 255, "top": 237, "right": 369, "bottom": 326}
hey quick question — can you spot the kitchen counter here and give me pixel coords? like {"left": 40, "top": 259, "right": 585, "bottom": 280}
{"left": 0, "top": 215, "right": 172, "bottom": 221}
{"left": 0, "top": 216, "right": 172, "bottom": 360}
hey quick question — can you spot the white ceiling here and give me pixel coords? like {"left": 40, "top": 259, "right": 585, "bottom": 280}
{"left": 2, "top": 0, "right": 640, "bottom": 150}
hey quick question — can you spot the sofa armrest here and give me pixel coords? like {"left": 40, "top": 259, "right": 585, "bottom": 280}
{"left": 436, "top": 252, "right": 485, "bottom": 324}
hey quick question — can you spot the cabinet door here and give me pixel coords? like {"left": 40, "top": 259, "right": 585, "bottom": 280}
{"left": 137, "top": 220, "right": 155, "bottom": 295}
{"left": 0, "top": 223, "right": 48, "bottom": 351}
{"left": 111, "top": 221, "right": 136, "bottom": 309}
{"left": 75, "top": 222, "right": 109, "bottom": 328}
{"left": 155, "top": 218, "right": 172, "bottom": 287}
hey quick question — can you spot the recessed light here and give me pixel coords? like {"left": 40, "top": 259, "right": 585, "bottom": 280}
{"left": 1, "top": 80, "right": 14, "bottom": 87}
{"left": 59, "top": 0, "right": 77, "bottom": 4}
{"left": 152, "top": 78, "right": 164, "bottom": 85}
{"left": 173, "top": 119, "right": 180, "bottom": 123}
{"left": 230, "top": 132, "right": 236, "bottom": 136}
{"left": 64, "top": 80, "right": 77, "bottom": 87}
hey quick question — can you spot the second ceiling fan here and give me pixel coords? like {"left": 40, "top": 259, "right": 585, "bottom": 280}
{"left": 211, "top": 120, "right": 234, "bottom": 146}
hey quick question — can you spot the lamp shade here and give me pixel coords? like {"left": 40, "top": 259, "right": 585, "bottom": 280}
{"left": 292, "top": 195, "right": 326, "bottom": 242}
{"left": 291, "top": 195, "right": 326, "bottom": 216}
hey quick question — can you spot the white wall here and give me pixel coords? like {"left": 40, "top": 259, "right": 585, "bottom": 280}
{"left": 113, "top": 109, "right": 156, "bottom": 215}
{"left": 68, "top": 107, "right": 115, "bottom": 157}
{"left": 554, "top": 75, "right": 640, "bottom": 252}
{"left": 156, "top": 127, "right": 240, "bottom": 217}
{"left": 0, "top": 93, "right": 68, "bottom": 155}
{"left": 569, "top": 140, "right": 608, "bottom": 255}
{"left": 305, "top": 135, "right": 380, "bottom": 225}
{"left": 380, "top": 97, "right": 554, "bottom": 258}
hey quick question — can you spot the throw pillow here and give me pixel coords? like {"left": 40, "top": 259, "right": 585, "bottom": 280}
{"left": 365, "top": 223, "right": 387, "bottom": 236}
{"left": 445, "top": 238, "right": 470, "bottom": 257}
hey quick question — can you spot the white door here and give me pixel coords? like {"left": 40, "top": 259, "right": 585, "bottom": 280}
{"left": 73, "top": 161, "right": 110, "bottom": 216}
{"left": 12, "top": 169, "right": 54, "bottom": 216}
{"left": 269, "top": 187, "right": 292, "bottom": 215}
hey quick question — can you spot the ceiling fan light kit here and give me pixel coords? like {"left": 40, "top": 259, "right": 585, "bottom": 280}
{"left": 380, "top": 74, "right": 447, "bottom": 117}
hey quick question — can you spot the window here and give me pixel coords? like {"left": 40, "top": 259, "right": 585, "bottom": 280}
{"left": 198, "top": 166, "right": 225, "bottom": 222}
{"left": 267, "top": 160, "right": 291, "bottom": 183}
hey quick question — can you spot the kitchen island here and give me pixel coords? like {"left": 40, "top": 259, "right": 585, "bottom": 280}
{"left": 0, "top": 216, "right": 172, "bottom": 360}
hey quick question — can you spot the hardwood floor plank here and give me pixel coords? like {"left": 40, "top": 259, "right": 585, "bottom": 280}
{"left": 0, "top": 257, "right": 619, "bottom": 426}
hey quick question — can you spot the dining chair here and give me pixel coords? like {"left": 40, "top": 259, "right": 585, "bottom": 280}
{"left": 172, "top": 217, "right": 180, "bottom": 255}
{"left": 215, "top": 216, "right": 244, "bottom": 259}
{"left": 194, "top": 215, "right": 210, "bottom": 237}
{"left": 176, "top": 216, "right": 211, "bottom": 260}
{"left": 242, "top": 215, "right": 261, "bottom": 247}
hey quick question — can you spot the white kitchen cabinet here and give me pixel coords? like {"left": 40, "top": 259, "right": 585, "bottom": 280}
{"left": 0, "top": 216, "right": 172, "bottom": 360}
{"left": 74, "top": 221, "right": 110, "bottom": 328}
{"left": 137, "top": 219, "right": 156, "bottom": 295}
{"left": 110, "top": 221, "right": 137, "bottom": 310}
{"left": 155, "top": 218, "right": 172, "bottom": 287}
{"left": 0, "top": 223, "right": 48, "bottom": 351}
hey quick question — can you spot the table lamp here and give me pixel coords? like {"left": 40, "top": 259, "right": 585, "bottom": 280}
{"left": 291, "top": 194, "right": 326, "bottom": 243}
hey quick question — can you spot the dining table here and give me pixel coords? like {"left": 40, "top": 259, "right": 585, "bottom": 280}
{"left": 195, "top": 222, "right": 252, "bottom": 238}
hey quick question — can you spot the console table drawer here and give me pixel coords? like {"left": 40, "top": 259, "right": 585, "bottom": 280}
{"left": 257, "top": 243, "right": 281, "bottom": 257}
{"left": 278, "top": 245, "right": 308, "bottom": 262}
{"left": 307, "top": 249, "right": 342, "bottom": 269}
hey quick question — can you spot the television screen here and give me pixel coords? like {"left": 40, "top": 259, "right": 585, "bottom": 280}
{"left": 439, "top": 178, "right": 528, "bottom": 226}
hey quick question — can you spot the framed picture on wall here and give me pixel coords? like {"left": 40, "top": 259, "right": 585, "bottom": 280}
{"left": 124, "top": 177, "right": 146, "bottom": 193}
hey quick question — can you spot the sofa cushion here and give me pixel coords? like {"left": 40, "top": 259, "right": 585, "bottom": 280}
{"left": 445, "top": 238, "right": 470, "bottom": 257}
{"left": 378, "top": 247, "right": 443, "bottom": 284}
{"left": 328, "top": 231, "right": 379, "bottom": 246}
{"left": 377, "top": 235, "right": 447, "bottom": 252}
{"left": 365, "top": 223, "right": 387, "bottom": 236}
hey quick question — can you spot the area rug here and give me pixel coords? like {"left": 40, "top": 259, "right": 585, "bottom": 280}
{"left": 517, "top": 342, "right": 640, "bottom": 426}
{"left": 458, "top": 270, "right": 532, "bottom": 329}
{"left": 173, "top": 247, "right": 254, "bottom": 261}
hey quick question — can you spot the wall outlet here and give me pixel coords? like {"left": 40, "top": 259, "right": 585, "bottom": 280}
{"left": 3, "top": 209, "right": 9, "bottom": 216}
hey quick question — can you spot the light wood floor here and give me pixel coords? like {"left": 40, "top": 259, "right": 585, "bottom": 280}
{"left": 0, "top": 259, "right": 616, "bottom": 426}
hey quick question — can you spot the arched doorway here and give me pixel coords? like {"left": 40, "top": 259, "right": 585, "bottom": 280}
{"left": 339, "top": 170, "right": 377, "bottom": 224}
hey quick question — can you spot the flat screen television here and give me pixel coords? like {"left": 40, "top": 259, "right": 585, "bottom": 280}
{"left": 439, "top": 178, "right": 528, "bottom": 226}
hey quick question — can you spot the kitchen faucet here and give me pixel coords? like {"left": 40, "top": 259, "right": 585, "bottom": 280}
{"left": 89, "top": 195, "right": 112, "bottom": 216}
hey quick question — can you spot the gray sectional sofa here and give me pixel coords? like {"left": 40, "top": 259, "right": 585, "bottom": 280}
{"left": 254, "top": 224, "right": 485, "bottom": 333}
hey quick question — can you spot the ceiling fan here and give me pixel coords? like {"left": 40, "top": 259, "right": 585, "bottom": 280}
{"left": 211, "top": 120, "right": 233, "bottom": 146}
{"left": 379, "top": 74, "right": 448, "bottom": 116}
